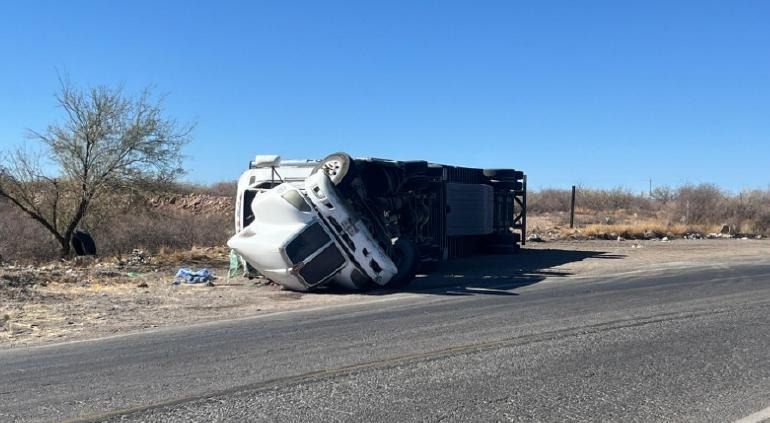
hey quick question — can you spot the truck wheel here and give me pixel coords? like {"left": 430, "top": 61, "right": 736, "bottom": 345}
{"left": 350, "top": 268, "right": 376, "bottom": 292}
{"left": 71, "top": 230, "right": 97, "bottom": 256}
{"left": 386, "top": 239, "right": 419, "bottom": 289}
{"left": 403, "top": 160, "right": 429, "bottom": 175}
{"left": 491, "top": 181, "right": 524, "bottom": 192}
{"left": 312, "top": 152, "right": 357, "bottom": 188}
{"left": 483, "top": 169, "right": 524, "bottom": 180}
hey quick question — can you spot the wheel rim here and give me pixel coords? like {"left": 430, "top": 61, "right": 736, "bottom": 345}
{"left": 324, "top": 159, "right": 344, "bottom": 182}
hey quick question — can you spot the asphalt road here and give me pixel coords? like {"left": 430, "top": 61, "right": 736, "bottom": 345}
{"left": 2, "top": 258, "right": 770, "bottom": 422}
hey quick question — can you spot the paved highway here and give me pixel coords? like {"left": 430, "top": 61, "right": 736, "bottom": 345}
{"left": 2, "top": 258, "right": 770, "bottom": 422}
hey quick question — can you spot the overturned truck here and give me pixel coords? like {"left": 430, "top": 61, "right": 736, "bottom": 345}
{"left": 228, "top": 153, "right": 526, "bottom": 292}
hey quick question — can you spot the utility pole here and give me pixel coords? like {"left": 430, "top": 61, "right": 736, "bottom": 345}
{"left": 570, "top": 185, "right": 576, "bottom": 229}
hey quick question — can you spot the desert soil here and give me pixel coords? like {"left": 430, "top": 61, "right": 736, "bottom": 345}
{"left": 2, "top": 239, "right": 768, "bottom": 349}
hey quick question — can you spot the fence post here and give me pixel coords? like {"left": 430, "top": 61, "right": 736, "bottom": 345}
{"left": 570, "top": 185, "right": 576, "bottom": 229}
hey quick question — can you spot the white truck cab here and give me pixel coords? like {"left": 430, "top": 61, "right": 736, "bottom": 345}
{"left": 229, "top": 171, "right": 398, "bottom": 291}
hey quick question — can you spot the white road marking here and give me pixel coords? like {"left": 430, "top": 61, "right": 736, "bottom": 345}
{"left": 735, "top": 405, "right": 770, "bottom": 423}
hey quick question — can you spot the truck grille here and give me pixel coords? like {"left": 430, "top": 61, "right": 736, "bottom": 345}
{"left": 299, "top": 244, "right": 346, "bottom": 285}
{"left": 285, "top": 223, "right": 331, "bottom": 264}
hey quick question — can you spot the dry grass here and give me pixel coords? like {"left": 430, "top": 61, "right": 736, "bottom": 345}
{"left": 528, "top": 184, "right": 770, "bottom": 239}
{"left": 574, "top": 221, "right": 721, "bottom": 239}
{"left": 150, "top": 246, "right": 231, "bottom": 268}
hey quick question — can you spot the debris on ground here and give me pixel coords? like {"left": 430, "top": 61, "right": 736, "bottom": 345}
{"left": 125, "top": 249, "right": 148, "bottom": 266}
{"left": 173, "top": 268, "right": 214, "bottom": 285}
{"left": 706, "top": 233, "right": 733, "bottom": 239}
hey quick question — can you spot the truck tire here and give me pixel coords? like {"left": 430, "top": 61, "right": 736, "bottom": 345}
{"left": 311, "top": 152, "right": 357, "bottom": 188}
{"left": 350, "top": 268, "right": 376, "bottom": 292}
{"left": 403, "top": 160, "right": 429, "bottom": 175}
{"left": 385, "top": 239, "right": 419, "bottom": 289}
{"left": 71, "top": 230, "right": 97, "bottom": 256}
{"left": 483, "top": 169, "right": 524, "bottom": 180}
{"left": 491, "top": 181, "right": 524, "bottom": 192}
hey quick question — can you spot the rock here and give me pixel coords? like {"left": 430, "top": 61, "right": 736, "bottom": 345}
{"left": 661, "top": 237, "right": 670, "bottom": 242}
{"left": 757, "top": 235, "right": 763, "bottom": 239}
{"left": 720, "top": 224, "right": 731, "bottom": 234}
{"left": 137, "top": 281, "right": 149, "bottom": 288}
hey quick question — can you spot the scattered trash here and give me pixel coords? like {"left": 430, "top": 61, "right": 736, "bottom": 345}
{"left": 126, "top": 249, "right": 148, "bottom": 266}
{"left": 631, "top": 243, "right": 643, "bottom": 249}
{"left": 661, "top": 237, "right": 670, "bottom": 242}
{"left": 173, "top": 268, "right": 214, "bottom": 285}
{"left": 126, "top": 272, "right": 141, "bottom": 277}
{"left": 228, "top": 250, "right": 239, "bottom": 275}
{"left": 527, "top": 234, "right": 545, "bottom": 242}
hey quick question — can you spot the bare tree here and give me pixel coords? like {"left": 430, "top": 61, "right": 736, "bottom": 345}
{"left": 651, "top": 185, "right": 676, "bottom": 204}
{"left": 0, "top": 79, "right": 193, "bottom": 257}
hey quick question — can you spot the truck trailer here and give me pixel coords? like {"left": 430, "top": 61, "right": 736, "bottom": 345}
{"left": 228, "top": 152, "right": 526, "bottom": 292}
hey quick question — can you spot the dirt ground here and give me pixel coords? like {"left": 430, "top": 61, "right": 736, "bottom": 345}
{"left": 2, "top": 239, "right": 769, "bottom": 349}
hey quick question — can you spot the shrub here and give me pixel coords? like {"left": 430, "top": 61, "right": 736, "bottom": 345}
{"left": 0, "top": 200, "right": 59, "bottom": 262}
{"left": 674, "top": 184, "right": 725, "bottom": 224}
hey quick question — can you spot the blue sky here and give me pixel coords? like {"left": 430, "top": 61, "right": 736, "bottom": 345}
{"left": 1, "top": 1, "right": 769, "bottom": 192}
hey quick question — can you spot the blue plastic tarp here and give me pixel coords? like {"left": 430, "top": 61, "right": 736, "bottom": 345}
{"left": 173, "top": 268, "right": 213, "bottom": 284}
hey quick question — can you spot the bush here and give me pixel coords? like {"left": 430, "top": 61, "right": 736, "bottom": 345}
{"left": 529, "top": 187, "right": 653, "bottom": 214}
{"left": 529, "top": 184, "right": 770, "bottom": 236}
{"left": 528, "top": 188, "right": 571, "bottom": 213}
{"left": 0, "top": 200, "right": 59, "bottom": 262}
{"left": 674, "top": 184, "right": 725, "bottom": 224}
{"left": 0, "top": 181, "right": 234, "bottom": 263}
{"left": 91, "top": 209, "right": 231, "bottom": 256}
